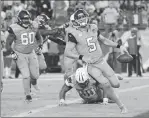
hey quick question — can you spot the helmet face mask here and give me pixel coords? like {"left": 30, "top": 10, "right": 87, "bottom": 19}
{"left": 17, "top": 10, "right": 31, "bottom": 28}
{"left": 72, "top": 9, "right": 89, "bottom": 28}
{"left": 75, "top": 67, "right": 89, "bottom": 88}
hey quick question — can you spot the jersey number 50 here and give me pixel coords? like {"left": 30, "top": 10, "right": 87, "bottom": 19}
{"left": 21, "top": 32, "right": 35, "bottom": 45}
{"left": 86, "top": 37, "right": 97, "bottom": 53}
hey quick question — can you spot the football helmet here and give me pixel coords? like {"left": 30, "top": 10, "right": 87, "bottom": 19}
{"left": 37, "top": 14, "right": 50, "bottom": 27}
{"left": 70, "top": 9, "right": 89, "bottom": 27}
{"left": 17, "top": 10, "right": 31, "bottom": 28}
{"left": 75, "top": 67, "right": 89, "bottom": 88}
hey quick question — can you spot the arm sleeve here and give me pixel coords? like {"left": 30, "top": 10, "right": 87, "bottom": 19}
{"left": 68, "top": 33, "right": 77, "bottom": 44}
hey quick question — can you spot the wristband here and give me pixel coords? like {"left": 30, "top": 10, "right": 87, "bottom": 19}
{"left": 79, "top": 55, "right": 83, "bottom": 60}
{"left": 116, "top": 44, "right": 121, "bottom": 48}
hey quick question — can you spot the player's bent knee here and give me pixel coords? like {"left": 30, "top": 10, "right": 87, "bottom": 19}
{"left": 112, "top": 82, "right": 120, "bottom": 88}
{"left": 30, "top": 78, "right": 37, "bottom": 85}
{"left": 110, "top": 76, "right": 120, "bottom": 88}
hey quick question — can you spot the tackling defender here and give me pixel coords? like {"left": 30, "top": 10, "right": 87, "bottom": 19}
{"left": 5, "top": 10, "right": 43, "bottom": 102}
{"left": 64, "top": 9, "right": 128, "bottom": 113}
{"left": 59, "top": 67, "right": 106, "bottom": 104}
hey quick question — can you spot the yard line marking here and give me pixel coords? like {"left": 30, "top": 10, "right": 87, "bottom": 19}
{"left": 11, "top": 84, "right": 149, "bottom": 117}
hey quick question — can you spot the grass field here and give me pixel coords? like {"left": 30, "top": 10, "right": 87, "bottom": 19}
{"left": 1, "top": 73, "right": 149, "bottom": 117}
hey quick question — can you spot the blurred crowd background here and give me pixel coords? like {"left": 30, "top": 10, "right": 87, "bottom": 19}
{"left": 1, "top": 0, "right": 149, "bottom": 79}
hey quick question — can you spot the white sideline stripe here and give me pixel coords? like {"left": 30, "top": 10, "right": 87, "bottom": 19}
{"left": 11, "top": 85, "right": 149, "bottom": 117}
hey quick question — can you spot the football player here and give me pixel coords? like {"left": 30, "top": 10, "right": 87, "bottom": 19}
{"left": 29, "top": 14, "right": 67, "bottom": 93}
{"left": 64, "top": 9, "right": 128, "bottom": 113}
{"left": 5, "top": 10, "right": 43, "bottom": 102}
{"left": 59, "top": 67, "right": 106, "bottom": 104}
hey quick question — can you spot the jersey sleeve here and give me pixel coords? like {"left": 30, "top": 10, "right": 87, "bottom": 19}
{"left": 7, "top": 26, "right": 15, "bottom": 35}
{"left": 68, "top": 33, "right": 77, "bottom": 44}
{"left": 65, "top": 77, "right": 74, "bottom": 87}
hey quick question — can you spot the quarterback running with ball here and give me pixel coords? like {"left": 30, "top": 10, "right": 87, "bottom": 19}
{"left": 63, "top": 9, "right": 128, "bottom": 113}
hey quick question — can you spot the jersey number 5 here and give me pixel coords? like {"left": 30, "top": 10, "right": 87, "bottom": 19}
{"left": 86, "top": 37, "right": 97, "bottom": 53}
{"left": 21, "top": 32, "right": 35, "bottom": 45}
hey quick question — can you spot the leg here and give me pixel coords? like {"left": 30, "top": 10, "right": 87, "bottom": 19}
{"left": 15, "top": 65, "right": 20, "bottom": 78}
{"left": 88, "top": 65, "right": 127, "bottom": 113}
{"left": 43, "top": 53, "right": 49, "bottom": 73}
{"left": 1, "top": 51, "right": 4, "bottom": 92}
{"left": 132, "top": 55, "right": 136, "bottom": 73}
{"left": 94, "top": 60, "right": 120, "bottom": 88}
{"left": 29, "top": 51, "right": 40, "bottom": 90}
{"left": 37, "top": 53, "right": 47, "bottom": 71}
{"left": 128, "top": 58, "right": 133, "bottom": 76}
{"left": 15, "top": 51, "right": 31, "bottom": 101}
{"left": 137, "top": 55, "right": 142, "bottom": 76}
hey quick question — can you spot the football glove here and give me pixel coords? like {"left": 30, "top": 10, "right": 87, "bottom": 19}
{"left": 36, "top": 44, "right": 43, "bottom": 55}
{"left": 11, "top": 51, "right": 18, "bottom": 60}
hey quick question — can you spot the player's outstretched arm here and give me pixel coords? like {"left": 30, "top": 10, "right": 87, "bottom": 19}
{"left": 47, "top": 36, "right": 66, "bottom": 46}
{"left": 59, "top": 83, "right": 72, "bottom": 106}
{"left": 39, "top": 28, "right": 63, "bottom": 37}
{"left": 59, "top": 83, "right": 72, "bottom": 100}
{"left": 99, "top": 34, "right": 119, "bottom": 48}
{"left": 99, "top": 34, "right": 128, "bottom": 54}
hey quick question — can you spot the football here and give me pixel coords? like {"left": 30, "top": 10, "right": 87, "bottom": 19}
{"left": 117, "top": 53, "right": 133, "bottom": 63}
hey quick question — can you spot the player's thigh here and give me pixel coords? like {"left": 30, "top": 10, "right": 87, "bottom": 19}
{"left": 87, "top": 65, "right": 109, "bottom": 85}
{"left": 96, "top": 60, "right": 119, "bottom": 87}
{"left": 37, "top": 53, "right": 47, "bottom": 70}
{"left": 29, "top": 52, "right": 39, "bottom": 79}
{"left": 15, "top": 52, "right": 30, "bottom": 79}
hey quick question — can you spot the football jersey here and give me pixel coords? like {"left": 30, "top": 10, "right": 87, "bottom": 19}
{"left": 9, "top": 23, "right": 37, "bottom": 54}
{"left": 65, "top": 24, "right": 78, "bottom": 54}
{"left": 67, "top": 24, "right": 103, "bottom": 62}
{"left": 65, "top": 75, "right": 102, "bottom": 102}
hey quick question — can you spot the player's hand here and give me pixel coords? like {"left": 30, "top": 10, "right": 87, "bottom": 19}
{"left": 120, "top": 46, "right": 129, "bottom": 54}
{"left": 36, "top": 45, "right": 43, "bottom": 55}
{"left": 59, "top": 99, "right": 67, "bottom": 106}
{"left": 100, "top": 98, "right": 108, "bottom": 105}
{"left": 11, "top": 51, "right": 18, "bottom": 60}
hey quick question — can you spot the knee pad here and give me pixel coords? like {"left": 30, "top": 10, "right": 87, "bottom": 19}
{"left": 30, "top": 79, "right": 37, "bottom": 85}
{"left": 108, "top": 74, "right": 120, "bottom": 88}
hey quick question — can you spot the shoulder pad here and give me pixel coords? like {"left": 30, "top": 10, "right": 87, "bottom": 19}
{"left": 9, "top": 23, "right": 18, "bottom": 29}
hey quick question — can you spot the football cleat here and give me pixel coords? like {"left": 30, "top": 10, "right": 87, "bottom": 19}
{"left": 117, "top": 53, "right": 133, "bottom": 63}
{"left": 25, "top": 95, "right": 32, "bottom": 103}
